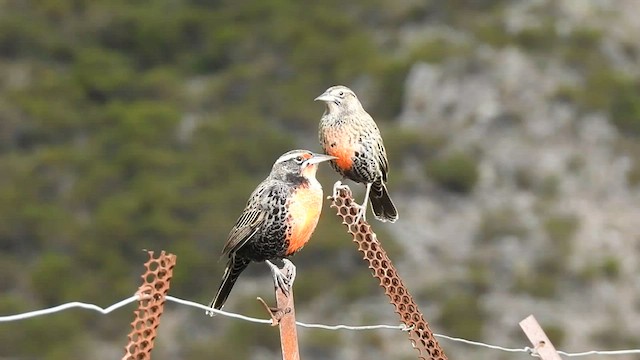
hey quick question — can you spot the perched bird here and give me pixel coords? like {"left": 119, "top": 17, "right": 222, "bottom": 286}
{"left": 315, "top": 85, "right": 398, "bottom": 223}
{"left": 208, "top": 149, "right": 336, "bottom": 312}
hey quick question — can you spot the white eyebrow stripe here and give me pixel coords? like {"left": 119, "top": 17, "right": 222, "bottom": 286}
{"left": 275, "top": 152, "right": 303, "bottom": 164}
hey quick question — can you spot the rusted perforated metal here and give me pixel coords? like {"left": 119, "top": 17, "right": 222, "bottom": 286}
{"left": 122, "top": 250, "right": 176, "bottom": 360}
{"left": 330, "top": 187, "right": 447, "bottom": 360}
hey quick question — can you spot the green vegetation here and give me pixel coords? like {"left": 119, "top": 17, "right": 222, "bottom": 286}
{"left": 304, "top": 329, "right": 344, "bottom": 357}
{"left": 438, "top": 290, "right": 486, "bottom": 340}
{"left": 591, "top": 324, "right": 640, "bottom": 349}
{"left": 384, "top": 128, "right": 447, "bottom": 166}
{"left": 615, "top": 138, "right": 640, "bottom": 187}
{"left": 426, "top": 151, "right": 480, "bottom": 194}
{"left": 543, "top": 324, "right": 566, "bottom": 347}
{"left": 0, "top": 1, "right": 433, "bottom": 357}
{"left": 1, "top": 1, "right": 638, "bottom": 358}
{"left": 543, "top": 214, "right": 578, "bottom": 256}
{"left": 511, "top": 214, "right": 577, "bottom": 298}
{"left": 514, "top": 169, "right": 561, "bottom": 200}
{"left": 513, "top": 265, "right": 559, "bottom": 298}
{"left": 469, "top": 6, "right": 640, "bottom": 142}
{"left": 600, "top": 256, "right": 621, "bottom": 279}
{"left": 558, "top": 69, "right": 640, "bottom": 137}
{"left": 627, "top": 158, "right": 640, "bottom": 187}
{"left": 578, "top": 255, "right": 622, "bottom": 281}
{"left": 477, "top": 206, "right": 527, "bottom": 244}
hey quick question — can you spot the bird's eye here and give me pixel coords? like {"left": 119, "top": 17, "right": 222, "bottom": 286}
{"left": 294, "top": 156, "right": 304, "bottom": 164}
{"left": 338, "top": 91, "right": 345, "bottom": 97}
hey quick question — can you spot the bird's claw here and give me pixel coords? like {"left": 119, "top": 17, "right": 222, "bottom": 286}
{"left": 331, "top": 180, "right": 350, "bottom": 199}
{"left": 266, "top": 259, "right": 297, "bottom": 297}
{"left": 331, "top": 180, "right": 368, "bottom": 223}
{"left": 352, "top": 203, "right": 367, "bottom": 224}
{"left": 278, "top": 259, "right": 297, "bottom": 296}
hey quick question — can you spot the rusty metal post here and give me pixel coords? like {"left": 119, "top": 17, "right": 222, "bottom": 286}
{"left": 330, "top": 186, "right": 447, "bottom": 360}
{"left": 258, "top": 265, "right": 300, "bottom": 360}
{"left": 275, "top": 280, "right": 300, "bottom": 360}
{"left": 122, "top": 250, "right": 177, "bottom": 360}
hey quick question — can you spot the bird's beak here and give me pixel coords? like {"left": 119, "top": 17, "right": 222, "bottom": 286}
{"left": 305, "top": 153, "right": 337, "bottom": 165}
{"left": 314, "top": 92, "right": 333, "bottom": 103}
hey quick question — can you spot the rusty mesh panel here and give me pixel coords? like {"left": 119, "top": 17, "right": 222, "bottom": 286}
{"left": 122, "top": 250, "right": 177, "bottom": 360}
{"left": 331, "top": 188, "right": 447, "bottom": 360}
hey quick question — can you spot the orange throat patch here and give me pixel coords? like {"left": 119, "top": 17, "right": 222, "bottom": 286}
{"left": 285, "top": 186, "right": 322, "bottom": 255}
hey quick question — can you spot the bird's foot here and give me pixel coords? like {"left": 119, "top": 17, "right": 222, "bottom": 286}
{"left": 351, "top": 202, "right": 367, "bottom": 224}
{"left": 331, "top": 180, "right": 350, "bottom": 200}
{"left": 331, "top": 181, "right": 368, "bottom": 224}
{"left": 266, "top": 259, "right": 297, "bottom": 297}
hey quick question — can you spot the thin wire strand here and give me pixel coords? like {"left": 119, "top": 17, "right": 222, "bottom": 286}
{"left": 2, "top": 295, "right": 640, "bottom": 357}
{"left": 559, "top": 349, "right": 640, "bottom": 357}
{"left": 167, "top": 295, "right": 272, "bottom": 325}
{"left": 166, "top": 296, "right": 408, "bottom": 331}
{"left": 433, "top": 333, "right": 531, "bottom": 354}
{"left": 0, "top": 295, "right": 138, "bottom": 322}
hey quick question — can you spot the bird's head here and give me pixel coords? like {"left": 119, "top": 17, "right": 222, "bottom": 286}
{"left": 272, "top": 150, "right": 336, "bottom": 182}
{"left": 314, "top": 85, "right": 361, "bottom": 113}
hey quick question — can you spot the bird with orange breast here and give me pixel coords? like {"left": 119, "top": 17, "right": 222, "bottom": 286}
{"left": 315, "top": 85, "right": 398, "bottom": 223}
{"left": 208, "top": 150, "right": 336, "bottom": 312}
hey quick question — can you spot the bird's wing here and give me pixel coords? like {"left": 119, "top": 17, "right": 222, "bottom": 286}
{"left": 222, "top": 207, "right": 267, "bottom": 256}
{"left": 377, "top": 140, "right": 389, "bottom": 182}
{"left": 367, "top": 114, "right": 390, "bottom": 182}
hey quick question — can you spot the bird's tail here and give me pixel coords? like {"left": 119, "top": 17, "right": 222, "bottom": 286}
{"left": 369, "top": 180, "right": 398, "bottom": 223}
{"left": 209, "top": 256, "right": 251, "bottom": 311}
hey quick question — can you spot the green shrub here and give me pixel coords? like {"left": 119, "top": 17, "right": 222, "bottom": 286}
{"left": 512, "top": 21, "right": 557, "bottom": 51}
{"left": 628, "top": 159, "right": 640, "bottom": 187}
{"left": 543, "top": 214, "right": 578, "bottom": 256}
{"left": 576, "top": 256, "right": 622, "bottom": 282}
{"left": 426, "top": 151, "right": 479, "bottom": 194}
{"left": 610, "top": 81, "right": 640, "bottom": 136}
{"left": 601, "top": 256, "right": 621, "bottom": 279}
{"left": 30, "top": 253, "right": 77, "bottom": 304}
{"left": 592, "top": 325, "right": 640, "bottom": 349}
{"left": 543, "top": 324, "right": 566, "bottom": 347}
{"left": 559, "top": 69, "right": 640, "bottom": 137}
{"left": 384, "top": 128, "right": 446, "bottom": 166}
{"left": 513, "top": 270, "right": 558, "bottom": 298}
{"left": 438, "top": 291, "right": 485, "bottom": 339}
{"left": 72, "top": 47, "right": 135, "bottom": 102}
{"left": 477, "top": 207, "right": 527, "bottom": 244}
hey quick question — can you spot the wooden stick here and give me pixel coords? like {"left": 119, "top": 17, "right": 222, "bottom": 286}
{"left": 519, "top": 315, "right": 562, "bottom": 360}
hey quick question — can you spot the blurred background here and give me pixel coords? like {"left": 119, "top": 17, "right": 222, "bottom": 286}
{"left": 1, "top": 0, "right": 640, "bottom": 359}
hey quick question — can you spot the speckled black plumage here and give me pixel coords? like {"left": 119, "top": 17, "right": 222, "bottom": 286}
{"left": 209, "top": 150, "right": 331, "bottom": 311}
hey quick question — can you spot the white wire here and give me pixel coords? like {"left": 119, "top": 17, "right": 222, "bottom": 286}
{"left": 166, "top": 295, "right": 408, "bottom": 330}
{"left": 0, "top": 295, "right": 138, "bottom": 322}
{"left": 433, "top": 333, "right": 531, "bottom": 354}
{"left": 2, "top": 294, "right": 640, "bottom": 357}
{"left": 559, "top": 349, "right": 640, "bottom": 357}
{"left": 166, "top": 295, "right": 272, "bottom": 325}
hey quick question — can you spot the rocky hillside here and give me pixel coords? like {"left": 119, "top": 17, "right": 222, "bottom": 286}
{"left": 382, "top": 1, "right": 640, "bottom": 358}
